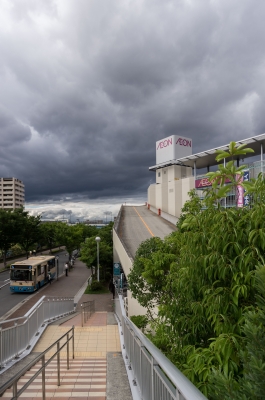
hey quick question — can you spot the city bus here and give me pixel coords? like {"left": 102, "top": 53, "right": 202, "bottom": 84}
{"left": 10, "top": 255, "right": 56, "bottom": 293}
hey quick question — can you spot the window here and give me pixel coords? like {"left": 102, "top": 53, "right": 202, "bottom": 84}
{"left": 158, "top": 172, "right": 161, "bottom": 177}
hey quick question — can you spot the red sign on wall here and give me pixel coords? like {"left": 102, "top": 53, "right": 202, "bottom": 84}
{"left": 195, "top": 177, "right": 231, "bottom": 188}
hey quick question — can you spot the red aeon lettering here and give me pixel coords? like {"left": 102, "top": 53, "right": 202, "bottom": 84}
{"left": 157, "top": 138, "right": 173, "bottom": 150}
{"left": 176, "top": 138, "right": 192, "bottom": 147}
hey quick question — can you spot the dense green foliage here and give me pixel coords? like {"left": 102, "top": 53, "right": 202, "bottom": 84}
{"left": 0, "top": 209, "right": 41, "bottom": 265}
{"left": 130, "top": 315, "right": 149, "bottom": 331}
{"left": 128, "top": 143, "right": 265, "bottom": 398}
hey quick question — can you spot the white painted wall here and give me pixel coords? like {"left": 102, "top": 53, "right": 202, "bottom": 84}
{"left": 148, "top": 166, "right": 194, "bottom": 219}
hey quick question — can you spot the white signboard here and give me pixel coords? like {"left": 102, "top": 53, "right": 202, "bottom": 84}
{"left": 156, "top": 135, "right": 192, "bottom": 164}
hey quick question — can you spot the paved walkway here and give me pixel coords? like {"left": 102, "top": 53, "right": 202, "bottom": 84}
{"left": 0, "top": 259, "right": 133, "bottom": 400}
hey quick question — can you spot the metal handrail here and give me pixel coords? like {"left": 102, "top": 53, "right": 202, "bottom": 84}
{"left": 0, "top": 296, "right": 74, "bottom": 369}
{"left": 115, "top": 294, "right": 207, "bottom": 400}
{"left": 81, "top": 300, "right": 95, "bottom": 326}
{"left": 0, "top": 326, "right": 75, "bottom": 400}
{"left": 0, "top": 296, "right": 74, "bottom": 328}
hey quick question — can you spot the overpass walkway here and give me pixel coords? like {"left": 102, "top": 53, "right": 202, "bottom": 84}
{"left": 0, "top": 258, "right": 132, "bottom": 400}
{"left": 117, "top": 205, "right": 176, "bottom": 259}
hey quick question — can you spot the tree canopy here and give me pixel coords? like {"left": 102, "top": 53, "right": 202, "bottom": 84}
{"left": 80, "top": 222, "right": 113, "bottom": 280}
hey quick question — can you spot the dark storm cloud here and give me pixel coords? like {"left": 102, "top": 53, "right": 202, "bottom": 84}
{"left": 1, "top": 0, "right": 265, "bottom": 206}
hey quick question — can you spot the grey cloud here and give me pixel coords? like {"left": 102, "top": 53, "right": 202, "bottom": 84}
{"left": 0, "top": 107, "right": 31, "bottom": 146}
{"left": 0, "top": 0, "right": 265, "bottom": 207}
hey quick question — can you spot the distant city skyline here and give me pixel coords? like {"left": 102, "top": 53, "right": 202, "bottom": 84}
{"left": 25, "top": 196, "right": 146, "bottom": 222}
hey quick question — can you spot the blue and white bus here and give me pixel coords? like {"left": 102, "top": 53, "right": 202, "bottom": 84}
{"left": 10, "top": 255, "right": 56, "bottom": 293}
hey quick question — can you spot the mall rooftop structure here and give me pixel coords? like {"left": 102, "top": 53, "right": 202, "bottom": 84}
{"left": 148, "top": 133, "right": 265, "bottom": 224}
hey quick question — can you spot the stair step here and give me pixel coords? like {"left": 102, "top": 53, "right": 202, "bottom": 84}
{"left": 2, "top": 358, "right": 107, "bottom": 399}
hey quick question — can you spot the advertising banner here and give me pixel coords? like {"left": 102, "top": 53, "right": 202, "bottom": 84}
{"left": 237, "top": 174, "right": 244, "bottom": 208}
{"left": 243, "top": 170, "right": 250, "bottom": 206}
{"left": 113, "top": 262, "right": 121, "bottom": 276}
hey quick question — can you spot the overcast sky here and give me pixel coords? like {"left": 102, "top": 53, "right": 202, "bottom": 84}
{"left": 1, "top": 0, "right": 265, "bottom": 221}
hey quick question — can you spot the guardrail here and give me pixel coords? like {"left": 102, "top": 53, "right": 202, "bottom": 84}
{"left": 0, "top": 326, "right": 75, "bottom": 399}
{"left": 0, "top": 296, "right": 74, "bottom": 370}
{"left": 115, "top": 294, "right": 207, "bottom": 400}
{"left": 80, "top": 300, "right": 95, "bottom": 326}
{"left": 113, "top": 205, "right": 134, "bottom": 260}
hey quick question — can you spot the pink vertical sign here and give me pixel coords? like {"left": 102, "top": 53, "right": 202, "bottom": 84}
{"left": 236, "top": 174, "right": 244, "bottom": 207}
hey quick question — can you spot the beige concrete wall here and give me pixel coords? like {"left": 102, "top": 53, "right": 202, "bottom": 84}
{"left": 113, "top": 229, "right": 133, "bottom": 278}
{"left": 160, "top": 209, "right": 178, "bottom": 225}
{"left": 174, "top": 179, "right": 183, "bottom": 217}
{"left": 181, "top": 176, "right": 195, "bottom": 205}
{"left": 156, "top": 170, "right": 162, "bottom": 184}
{"left": 168, "top": 180, "right": 176, "bottom": 216}
{"left": 147, "top": 166, "right": 195, "bottom": 219}
{"left": 161, "top": 183, "right": 168, "bottom": 213}
{"left": 147, "top": 184, "right": 156, "bottom": 207}
{"left": 155, "top": 184, "right": 162, "bottom": 209}
{"left": 113, "top": 229, "right": 149, "bottom": 318}
{"left": 126, "top": 290, "right": 148, "bottom": 318}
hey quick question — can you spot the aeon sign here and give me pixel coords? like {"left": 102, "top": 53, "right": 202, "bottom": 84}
{"left": 157, "top": 138, "right": 173, "bottom": 150}
{"left": 176, "top": 137, "right": 192, "bottom": 147}
{"left": 156, "top": 135, "right": 192, "bottom": 165}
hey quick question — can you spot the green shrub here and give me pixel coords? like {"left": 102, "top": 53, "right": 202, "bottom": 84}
{"left": 130, "top": 315, "right": 148, "bottom": 331}
{"left": 90, "top": 281, "right": 104, "bottom": 291}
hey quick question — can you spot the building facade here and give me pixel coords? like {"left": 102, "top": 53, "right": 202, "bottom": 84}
{"left": 0, "top": 178, "right": 25, "bottom": 210}
{"left": 148, "top": 134, "right": 265, "bottom": 224}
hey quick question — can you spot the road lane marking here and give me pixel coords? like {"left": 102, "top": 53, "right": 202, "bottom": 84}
{"left": 133, "top": 207, "right": 155, "bottom": 237}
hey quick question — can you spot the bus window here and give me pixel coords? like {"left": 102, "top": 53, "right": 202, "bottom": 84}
{"left": 10, "top": 269, "right": 32, "bottom": 281}
{"left": 48, "top": 259, "right": 55, "bottom": 268}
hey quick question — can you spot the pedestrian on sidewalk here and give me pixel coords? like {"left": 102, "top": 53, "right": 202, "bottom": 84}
{"left": 48, "top": 273, "right": 52, "bottom": 284}
{"left": 109, "top": 279, "right": 115, "bottom": 299}
{"left": 65, "top": 262, "right": 69, "bottom": 276}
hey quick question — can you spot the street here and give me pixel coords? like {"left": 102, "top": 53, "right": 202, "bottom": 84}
{"left": 0, "top": 252, "right": 70, "bottom": 320}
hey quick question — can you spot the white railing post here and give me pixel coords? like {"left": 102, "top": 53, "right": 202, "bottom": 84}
{"left": 15, "top": 323, "right": 18, "bottom": 358}
{"left": 0, "top": 327, "right": 2, "bottom": 369}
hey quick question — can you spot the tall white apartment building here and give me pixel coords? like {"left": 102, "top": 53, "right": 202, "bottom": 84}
{"left": 0, "top": 178, "right": 25, "bottom": 210}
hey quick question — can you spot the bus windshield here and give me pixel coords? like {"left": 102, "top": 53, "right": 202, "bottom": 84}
{"left": 10, "top": 269, "right": 32, "bottom": 281}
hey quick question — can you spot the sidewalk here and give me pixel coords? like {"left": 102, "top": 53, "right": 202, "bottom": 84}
{"left": 0, "top": 259, "right": 133, "bottom": 400}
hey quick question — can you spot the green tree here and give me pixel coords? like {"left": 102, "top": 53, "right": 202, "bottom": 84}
{"left": 209, "top": 264, "right": 265, "bottom": 400}
{"left": 61, "top": 224, "right": 83, "bottom": 261}
{"left": 16, "top": 210, "right": 41, "bottom": 258}
{"left": 128, "top": 142, "right": 265, "bottom": 397}
{"left": 205, "top": 141, "right": 254, "bottom": 206}
{"left": 128, "top": 237, "right": 175, "bottom": 320}
{"left": 0, "top": 209, "right": 21, "bottom": 267}
{"left": 80, "top": 235, "right": 113, "bottom": 280}
{"left": 39, "top": 222, "right": 58, "bottom": 253}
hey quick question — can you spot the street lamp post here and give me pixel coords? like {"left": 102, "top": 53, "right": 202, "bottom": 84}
{"left": 55, "top": 256, "right": 59, "bottom": 281}
{"left": 95, "top": 237, "right": 101, "bottom": 282}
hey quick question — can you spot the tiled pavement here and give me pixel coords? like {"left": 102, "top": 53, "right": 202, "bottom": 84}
{"left": 2, "top": 311, "right": 122, "bottom": 399}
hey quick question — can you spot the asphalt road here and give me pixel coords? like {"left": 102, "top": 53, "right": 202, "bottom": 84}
{"left": 118, "top": 205, "right": 176, "bottom": 258}
{"left": 0, "top": 251, "right": 70, "bottom": 320}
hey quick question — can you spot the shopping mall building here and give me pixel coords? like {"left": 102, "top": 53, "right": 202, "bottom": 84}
{"left": 147, "top": 133, "right": 265, "bottom": 224}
